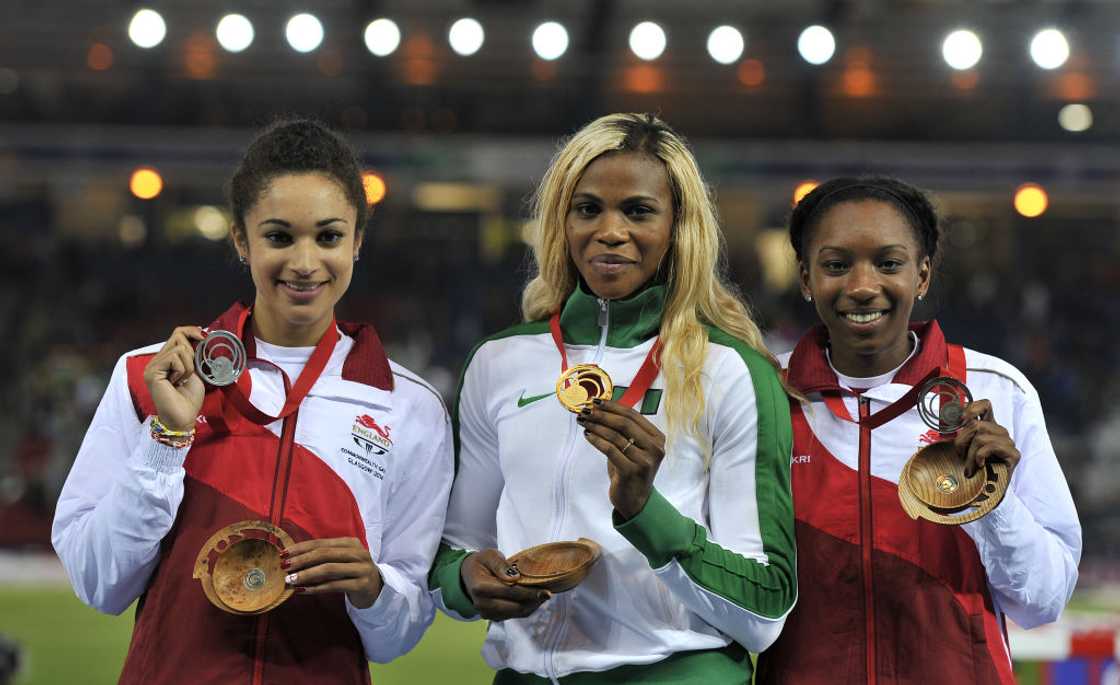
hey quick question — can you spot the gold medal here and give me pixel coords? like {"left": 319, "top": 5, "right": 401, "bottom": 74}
{"left": 555, "top": 364, "right": 613, "bottom": 413}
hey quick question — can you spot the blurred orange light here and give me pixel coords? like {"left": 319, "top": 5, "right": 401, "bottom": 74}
{"left": 1055, "top": 72, "right": 1095, "bottom": 101}
{"left": 531, "top": 59, "right": 557, "bottom": 82}
{"left": 622, "top": 65, "right": 663, "bottom": 94}
{"left": 87, "top": 42, "right": 114, "bottom": 71}
{"left": 842, "top": 66, "right": 876, "bottom": 98}
{"left": 362, "top": 172, "right": 387, "bottom": 205}
{"left": 793, "top": 180, "right": 819, "bottom": 206}
{"left": 1013, "top": 183, "right": 1048, "bottom": 218}
{"left": 737, "top": 59, "right": 765, "bottom": 88}
{"left": 951, "top": 70, "right": 979, "bottom": 91}
{"left": 130, "top": 167, "right": 163, "bottom": 200}
{"left": 183, "top": 32, "right": 218, "bottom": 80}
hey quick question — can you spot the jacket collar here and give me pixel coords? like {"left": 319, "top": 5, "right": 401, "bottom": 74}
{"left": 208, "top": 301, "right": 393, "bottom": 391}
{"left": 557, "top": 282, "right": 666, "bottom": 347}
{"left": 786, "top": 320, "right": 949, "bottom": 394}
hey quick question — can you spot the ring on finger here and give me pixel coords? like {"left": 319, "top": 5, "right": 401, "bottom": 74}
{"left": 620, "top": 436, "right": 636, "bottom": 455}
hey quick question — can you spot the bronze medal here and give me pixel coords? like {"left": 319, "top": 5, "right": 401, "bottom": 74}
{"left": 898, "top": 375, "right": 1010, "bottom": 525}
{"left": 556, "top": 364, "right": 613, "bottom": 413}
{"left": 193, "top": 520, "right": 296, "bottom": 615}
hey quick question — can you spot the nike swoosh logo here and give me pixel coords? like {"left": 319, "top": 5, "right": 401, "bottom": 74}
{"left": 517, "top": 390, "right": 553, "bottom": 408}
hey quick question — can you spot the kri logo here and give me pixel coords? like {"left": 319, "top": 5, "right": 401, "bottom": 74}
{"left": 352, "top": 415, "right": 393, "bottom": 456}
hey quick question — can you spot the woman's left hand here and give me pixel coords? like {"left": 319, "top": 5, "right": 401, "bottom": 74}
{"left": 953, "top": 399, "right": 1022, "bottom": 479}
{"left": 281, "top": 537, "right": 383, "bottom": 609}
{"left": 578, "top": 400, "right": 667, "bottom": 520}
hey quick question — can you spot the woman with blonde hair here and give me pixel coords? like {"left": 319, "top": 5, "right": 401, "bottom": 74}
{"left": 429, "top": 113, "right": 797, "bottom": 683}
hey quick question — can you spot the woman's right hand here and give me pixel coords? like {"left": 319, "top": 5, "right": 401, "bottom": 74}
{"left": 461, "top": 549, "right": 552, "bottom": 620}
{"left": 143, "top": 326, "right": 207, "bottom": 432}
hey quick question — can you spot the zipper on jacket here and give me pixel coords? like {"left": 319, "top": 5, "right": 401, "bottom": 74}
{"left": 857, "top": 396, "right": 876, "bottom": 685}
{"left": 593, "top": 298, "right": 609, "bottom": 362}
{"left": 540, "top": 298, "right": 609, "bottom": 681}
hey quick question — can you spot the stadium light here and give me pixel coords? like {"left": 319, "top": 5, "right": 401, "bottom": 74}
{"left": 449, "top": 18, "right": 484, "bottom": 56}
{"left": 629, "top": 22, "right": 667, "bottom": 61}
{"left": 286, "top": 13, "right": 324, "bottom": 53}
{"left": 1014, "top": 183, "right": 1048, "bottom": 218}
{"left": 216, "top": 14, "right": 254, "bottom": 53}
{"left": 1058, "top": 103, "right": 1092, "bottom": 132}
{"left": 793, "top": 180, "right": 819, "bottom": 206}
{"left": 942, "top": 29, "right": 982, "bottom": 70}
{"left": 707, "top": 26, "right": 745, "bottom": 65}
{"left": 532, "top": 21, "right": 569, "bottom": 61}
{"left": 1030, "top": 29, "right": 1069, "bottom": 70}
{"left": 130, "top": 167, "right": 163, "bottom": 200}
{"left": 364, "top": 18, "right": 401, "bottom": 57}
{"left": 128, "top": 9, "right": 167, "bottom": 49}
{"left": 362, "top": 172, "right": 387, "bottom": 205}
{"left": 798, "top": 25, "right": 835, "bottom": 65}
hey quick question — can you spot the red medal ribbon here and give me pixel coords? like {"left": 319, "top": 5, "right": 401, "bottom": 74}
{"left": 219, "top": 307, "right": 341, "bottom": 425}
{"left": 549, "top": 312, "right": 661, "bottom": 410}
{"left": 822, "top": 343, "right": 967, "bottom": 426}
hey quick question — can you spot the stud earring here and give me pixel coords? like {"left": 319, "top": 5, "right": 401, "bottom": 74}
{"left": 917, "top": 293, "right": 925, "bottom": 302}
{"left": 804, "top": 294, "right": 812, "bottom": 303}
{"left": 239, "top": 255, "right": 247, "bottom": 265}
{"left": 354, "top": 254, "right": 360, "bottom": 263}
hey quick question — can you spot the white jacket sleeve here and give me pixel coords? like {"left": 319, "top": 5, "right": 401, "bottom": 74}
{"left": 961, "top": 378, "right": 1082, "bottom": 628}
{"left": 51, "top": 353, "right": 191, "bottom": 615}
{"left": 429, "top": 347, "right": 504, "bottom": 620}
{"left": 614, "top": 345, "right": 797, "bottom": 652}
{"left": 346, "top": 395, "right": 454, "bottom": 663}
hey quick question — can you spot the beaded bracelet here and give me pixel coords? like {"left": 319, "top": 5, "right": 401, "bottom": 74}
{"left": 151, "top": 415, "right": 196, "bottom": 449}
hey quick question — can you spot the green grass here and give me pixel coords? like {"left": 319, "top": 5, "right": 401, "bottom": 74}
{"left": 0, "top": 585, "right": 493, "bottom": 685}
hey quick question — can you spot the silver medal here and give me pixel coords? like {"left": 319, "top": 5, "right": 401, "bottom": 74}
{"left": 194, "top": 329, "right": 246, "bottom": 387}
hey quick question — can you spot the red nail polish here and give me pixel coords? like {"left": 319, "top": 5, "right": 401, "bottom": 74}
{"left": 280, "top": 560, "right": 290, "bottom": 569}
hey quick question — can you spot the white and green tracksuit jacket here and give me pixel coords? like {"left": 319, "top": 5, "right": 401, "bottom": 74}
{"left": 429, "top": 284, "right": 796, "bottom": 683}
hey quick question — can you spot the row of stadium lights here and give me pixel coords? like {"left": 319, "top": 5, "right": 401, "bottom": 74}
{"left": 127, "top": 167, "right": 1049, "bottom": 223}
{"left": 127, "top": 9, "right": 1076, "bottom": 70}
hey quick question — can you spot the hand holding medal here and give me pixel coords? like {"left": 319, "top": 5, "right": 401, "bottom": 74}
{"left": 142, "top": 325, "right": 208, "bottom": 432}
{"left": 898, "top": 376, "right": 1016, "bottom": 525}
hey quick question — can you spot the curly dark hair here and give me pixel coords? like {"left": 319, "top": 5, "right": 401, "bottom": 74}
{"left": 227, "top": 118, "right": 367, "bottom": 239}
{"left": 788, "top": 176, "right": 941, "bottom": 266}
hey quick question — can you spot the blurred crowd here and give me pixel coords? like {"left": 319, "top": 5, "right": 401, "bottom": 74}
{"left": 3, "top": 193, "right": 1118, "bottom": 589}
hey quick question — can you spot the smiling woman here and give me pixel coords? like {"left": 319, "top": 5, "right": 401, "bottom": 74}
{"left": 51, "top": 119, "right": 454, "bottom": 684}
{"left": 756, "top": 177, "right": 1082, "bottom": 683}
{"left": 429, "top": 113, "right": 797, "bottom": 684}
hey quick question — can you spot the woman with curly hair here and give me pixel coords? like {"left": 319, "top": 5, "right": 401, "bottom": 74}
{"left": 53, "top": 119, "right": 453, "bottom": 683}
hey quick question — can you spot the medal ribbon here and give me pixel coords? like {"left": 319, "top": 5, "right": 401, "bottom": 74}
{"left": 822, "top": 343, "right": 967, "bottom": 427}
{"left": 219, "top": 307, "right": 341, "bottom": 425}
{"left": 549, "top": 312, "right": 661, "bottom": 409}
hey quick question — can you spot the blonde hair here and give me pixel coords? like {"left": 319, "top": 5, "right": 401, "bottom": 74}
{"left": 523, "top": 112, "right": 778, "bottom": 442}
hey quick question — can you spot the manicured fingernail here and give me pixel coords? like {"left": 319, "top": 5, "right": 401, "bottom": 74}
{"left": 280, "top": 560, "right": 290, "bottom": 569}
{"left": 538, "top": 591, "right": 551, "bottom": 601}
{"left": 580, "top": 408, "right": 591, "bottom": 416}
{"left": 293, "top": 587, "right": 306, "bottom": 594}
{"left": 279, "top": 550, "right": 290, "bottom": 558}
{"left": 285, "top": 573, "right": 298, "bottom": 585}
{"left": 505, "top": 566, "right": 518, "bottom": 577}
{"left": 592, "top": 398, "right": 603, "bottom": 405}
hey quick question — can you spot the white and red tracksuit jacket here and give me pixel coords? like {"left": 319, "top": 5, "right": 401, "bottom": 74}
{"left": 52, "top": 303, "right": 454, "bottom": 684}
{"left": 756, "top": 321, "right": 1081, "bottom": 685}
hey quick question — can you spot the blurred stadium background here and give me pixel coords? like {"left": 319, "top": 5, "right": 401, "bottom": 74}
{"left": 1, "top": 0, "right": 1118, "bottom": 683}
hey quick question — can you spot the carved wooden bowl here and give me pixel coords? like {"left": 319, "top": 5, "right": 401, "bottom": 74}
{"left": 898, "top": 442, "right": 1010, "bottom": 525}
{"left": 508, "top": 538, "right": 602, "bottom": 593}
{"left": 194, "top": 520, "right": 295, "bottom": 615}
